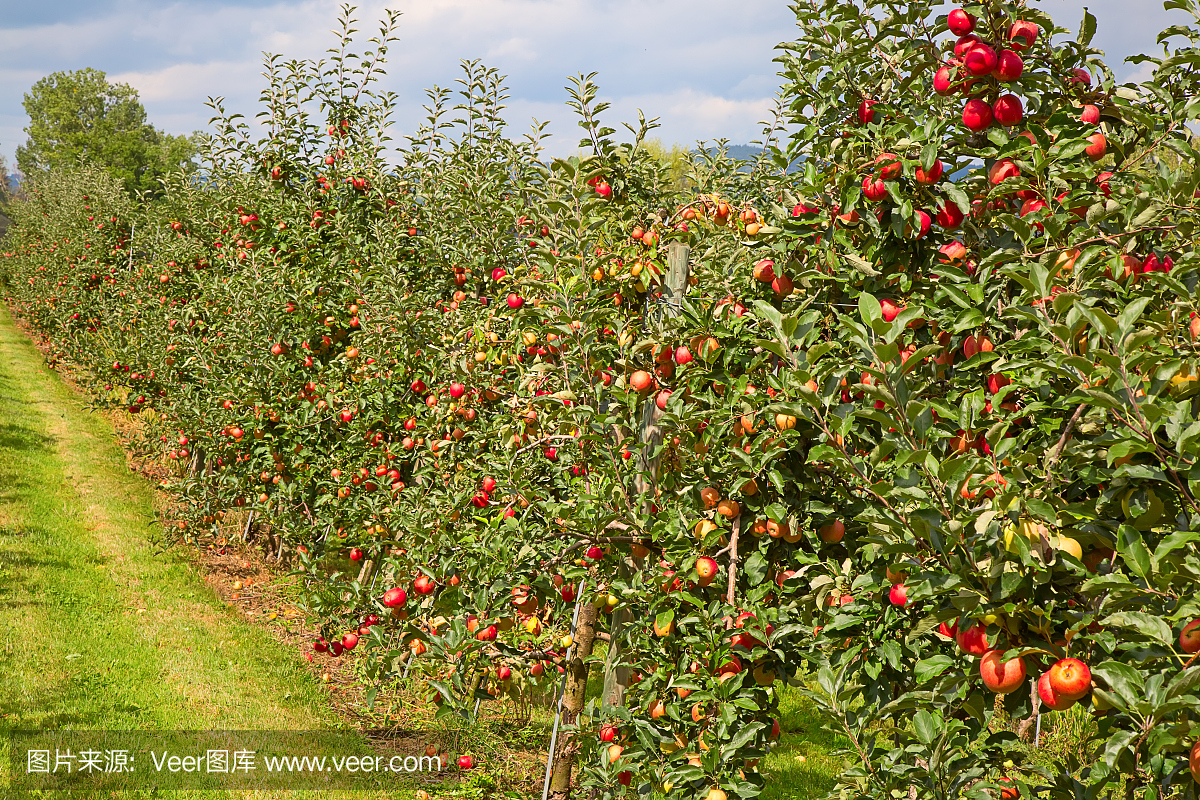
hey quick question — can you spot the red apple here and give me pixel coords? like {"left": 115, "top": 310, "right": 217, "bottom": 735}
{"left": 674, "top": 346, "right": 693, "bottom": 365}
{"left": 963, "top": 98, "right": 993, "bottom": 131}
{"left": 695, "top": 556, "right": 719, "bottom": 586}
{"left": 994, "top": 50, "right": 1024, "bottom": 81}
{"left": 936, "top": 200, "right": 965, "bottom": 229}
{"left": 956, "top": 622, "right": 989, "bottom": 656}
{"left": 857, "top": 99, "right": 877, "bottom": 125}
{"left": 1085, "top": 133, "right": 1107, "bottom": 162}
{"left": 342, "top": 632, "right": 359, "bottom": 650}
{"left": 1190, "top": 740, "right": 1200, "bottom": 783}
{"left": 752, "top": 258, "right": 776, "bottom": 282}
{"left": 880, "top": 299, "right": 904, "bottom": 322}
{"left": 887, "top": 583, "right": 909, "bottom": 607}
{"left": 818, "top": 519, "right": 845, "bottom": 542}
{"left": 980, "top": 650, "right": 1027, "bottom": 693}
{"left": 875, "top": 152, "right": 902, "bottom": 180}
{"left": 948, "top": 8, "right": 975, "bottom": 35}
{"left": 964, "top": 43, "right": 998, "bottom": 76}
{"left": 954, "top": 35, "right": 979, "bottom": 58}
{"left": 630, "top": 370, "right": 655, "bottom": 393}
{"left": 655, "top": 389, "right": 672, "bottom": 410}
{"left": 993, "top": 94, "right": 1024, "bottom": 127}
{"left": 989, "top": 159, "right": 1020, "bottom": 185}
{"left": 1181, "top": 620, "right": 1200, "bottom": 653}
{"left": 934, "top": 65, "right": 957, "bottom": 96}
{"left": 413, "top": 575, "right": 436, "bottom": 595}
{"left": 599, "top": 724, "right": 618, "bottom": 742}
{"left": 914, "top": 159, "right": 943, "bottom": 184}
{"left": 382, "top": 587, "right": 407, "bottom": 607}
{"left": 1081, "top": 104, "right": 1100, "bottom": 124}
{"left": 1068, "top": 68, "right": 1092, "bottom": 88}
{"left": 1008, "top": 20, "right": 1039, "bottom": 51}
{"left": 1048, "top": 658, "right": 1092, "bottom": 699}
{"left": 862, "top": 176, "right": 888, "bottom": 202}
{"left": 457, "top": 755, "right": 474, "bottom": 770}
{"left": 1038, "top": 671, "right": 1078, "bottom": 710}
{"left": 506, "top": 292, "right": 524, "bottom": 309}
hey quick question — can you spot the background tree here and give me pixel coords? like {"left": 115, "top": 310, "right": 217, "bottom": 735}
{"left": 16, "top": 68, "right": 197, "bottom": 198}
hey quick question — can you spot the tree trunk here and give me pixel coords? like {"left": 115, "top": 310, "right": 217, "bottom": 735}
{"left": 548, "top": 601, "right": 599, "bottom": 800}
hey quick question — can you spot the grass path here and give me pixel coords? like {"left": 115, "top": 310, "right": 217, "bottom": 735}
{"left": 0, "top": 306, "right": 409, "bottom": 797}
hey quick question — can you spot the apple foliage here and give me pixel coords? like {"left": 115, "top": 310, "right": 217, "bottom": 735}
{"left": 4, "top": 1, "right": 1200, "bottom": 798}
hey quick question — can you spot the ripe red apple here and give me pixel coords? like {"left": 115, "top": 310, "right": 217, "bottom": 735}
{"left": 947, "top": 8, "right": 975, "bottom": 35}
{"left": 989, "top": 159, "right": 1020, "bottom": 185}
{"left": 1038, "top": 671, "right": 1078, "bottom": 710}
{"left": 1049, "top": 658, "right": 1092, "bottom": 699}
{"left": 914, "top": 159, "right": 943, "bottom": 184}
{"left": 934, "top": 64, "right": 956, "bottom": 96}
{"left": 954, "top": 34, "right": 979, "bottom": 58}
{"left": 655, "top": 390, "right": 672, "bottom": 410}
{"left": 1190, "top": 740, "right": 1200, "bottom": 783}
{"left": 413, "top": 575, "right": 436, "bottom": 595}
{"left": 1008, "top": 20, "right": 1039, "bottom": 51}
{"left": 342, "top": 632, "right": 359, "bottom": 650}
{"left": 599, "top": 724, "right": 618, "bottom": 742}
{"left": 313, "top": 639, "right": 329, "bottom": 652}
{"left": 818, "top": 519, "right": 845, "bottom": 543}
{"left": 908, "top": 209, "right": 932, "bottom": 239}
{"left": 1080, "top": 104, "right": 1100, "bottom": 124}
{"left": 880, "top": 299, "right": 904, "bottom": 322}
{"left": 1085, "top": 133, "right": 1107, "bottom": 162}
{"left": 862, "top": 176, "right": 888, "bottom": 201}
{"left": 695, "top": 556, "right": 718, "bottom": 586}
{"left": 963, "top": 43, "right": 997, "bottom": 76}
{"left": 491, "top": 266, "right": 507, "bottom": 281}
{"left": 1181, "top": 620, "right": 1200, "bottom": 653}
{"left": 1068, "top": 67, "right": 1092, "bottom": 88}
{"left": 993, "top": 94, "right": 1024, "bottom": 127}
{"left": 980, "top": 650, "right": 1027, "bottom": 693}
{"left": 997, "top": 776, "right": 1019, "bottom": 800}
{"left": 994, "top": 50, "right": 1024, "bottom": 81}
{"left": 875, "top": 152, "right": 902, "bottom": 180}
{"left": 506, "top": 292, "right": 524, "bottom": 309}
{"left": 963, "top": 98, "right": 993, "bottom": 131}
{"left": 956, "top": 622, "right": 989, "bottom": 656}
{"left": 752, "top": 258, "right": 776, "bottom": 282}
{"left": 595, "top": 181, "right": 612, "bottom": 198}
{"left": 349, "top": 547, "right": 363, "bottom": 561}
{"left": 630, "top": 370, "right": 655, "bottom": 393}
{"left": 936, "top": 200, "right": 965, "bottom": 228}
{"left": 857, "top": 99, "right": 877, "bottom": 125}
{"left": 497, "top": 665, "right": 512, "bottom": 681}
{"left": 457, "top": 755, "right": 474, "bottom": 770}
{"left": 674, "top": 346, "right": 692, "bottom": 365}
{"left": 448, "top": 382, "right": 466, "bottom": 398}
{"left": 887, "top": 583, "right": 909, "bottom": 607}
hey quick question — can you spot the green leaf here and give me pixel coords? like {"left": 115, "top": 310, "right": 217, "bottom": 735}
{"left": 1116, "top": 524, "right": 1154, "bottom": 579}
{"left": 743, "top": 551, "right": 768, "bottom": 586}
{"left": 914, "top": 654, "right": 954, "bottom": 683}
{"left": 1092, "top": 661, "right": 1145, "bottom": 708}
{"left": 913, "top": 710, "right": 938, "bottom": 745}
{"left": 1100, "top": 611, "right": 1172, "bottom": 646}
{"left": 858, "top": 292, "right": 881, "bottom": 326}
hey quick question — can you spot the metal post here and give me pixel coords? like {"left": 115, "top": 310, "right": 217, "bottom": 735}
{"left": 541, "top": 579, "right": 587, "bottom": 800}
{"left": 1034, "top": 713, "right": 1042, "bottom": 747}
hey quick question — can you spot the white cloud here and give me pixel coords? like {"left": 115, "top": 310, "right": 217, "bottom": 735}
{"left": 1, "top": 0, "right": 1195, "bottom": 170}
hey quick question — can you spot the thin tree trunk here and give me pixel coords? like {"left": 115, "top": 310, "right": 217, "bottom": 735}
{"left": 548, "top": 601, "right": 599, "bottom": 800}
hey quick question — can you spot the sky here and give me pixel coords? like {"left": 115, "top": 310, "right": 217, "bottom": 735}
{"left": 0, "top": 0, "right": 1191, "bottom": 171}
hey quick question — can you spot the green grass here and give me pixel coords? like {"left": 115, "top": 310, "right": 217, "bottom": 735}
{"left": 0, "top": 307, "right": 431, "bottom": 798}
{"left": 760, "top": 684, "right": 845, "bottom": 799}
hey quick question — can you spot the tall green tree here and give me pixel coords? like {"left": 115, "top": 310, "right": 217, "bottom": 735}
{"left": 16, "top": 68, "right": 196, "bottom": 198}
